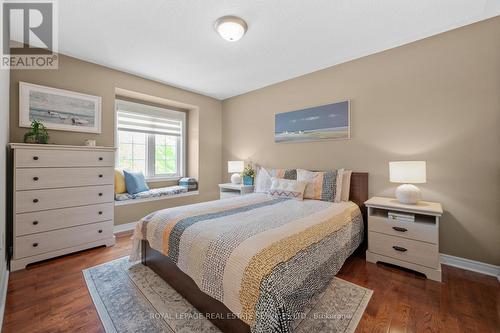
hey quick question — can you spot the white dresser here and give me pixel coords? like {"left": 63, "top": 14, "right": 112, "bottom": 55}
{"left": 365, "top": 196, "right": 443, "bottom": 282}
{"left": 10, "top": 143, "right": 116, "bottom": 271}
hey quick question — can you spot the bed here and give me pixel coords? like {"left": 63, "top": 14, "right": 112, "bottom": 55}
{"left": 131, "top": 172, "right": 368, "bottom": 333}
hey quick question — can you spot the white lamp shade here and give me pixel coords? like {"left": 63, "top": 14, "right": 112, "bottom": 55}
{"left": 228, "top": 160, "right": 244, "bottom": 173}
{"left": 389, "top": 161, "right": 426, "bottom": 184}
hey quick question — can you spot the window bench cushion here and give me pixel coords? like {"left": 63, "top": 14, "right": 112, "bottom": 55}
{"left": 115, "top": 185, "right": 188, "bottom": 202}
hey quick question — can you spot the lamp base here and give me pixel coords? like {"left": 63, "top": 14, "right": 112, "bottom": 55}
{"left": 231, "top": 173, "right": 242, "bottom": 184}
{"left": 395, "top": 184, "right": 421, "bottom": 204}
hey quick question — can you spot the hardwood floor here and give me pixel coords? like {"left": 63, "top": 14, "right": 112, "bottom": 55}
{"left": 2, "top": 233, "right": 499, "bottom": 333}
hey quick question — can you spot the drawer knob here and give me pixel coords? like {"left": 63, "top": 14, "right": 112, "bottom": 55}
{"left": 33, "top": 176, "right": 39, "bottom": 181}
{"left": 32, "top": 221, "right": 39, "bottom": 225}
{"left": 392, "top": 246, "right": 407, "bottom": 252}
{"left": 98, "top": 193, "right": 103, "bottom": 197}
{"left": 33, "top": 199, "right": 39, "bottom": 203}
{"left": 33, "top": 156, "right": 39, "bottom": 160}
{"left": 392, "top": 226, "right": 407, "bottom": 232}
{"left": 98, "top": 211, "right": 103, "bottom": 215}
{"left": 99, "top": 157, "right": 103, "bottom": 161}
{"left": 99, "top": 174, "right": 103, "bottom": 178}
{"left": 98, "top": 229, "right": 103, "bottom": 233}
{"left": 32, "top": 243, "right": 38, "bottom": 247}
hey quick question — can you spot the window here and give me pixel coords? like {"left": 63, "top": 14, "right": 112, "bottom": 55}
{"left": 116, "top": 100, "right": 186, "bottom": 180}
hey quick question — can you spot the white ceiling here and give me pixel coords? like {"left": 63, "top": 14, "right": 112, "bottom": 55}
{"left": 58, "top": 0, "right": 500, "bottom": 100}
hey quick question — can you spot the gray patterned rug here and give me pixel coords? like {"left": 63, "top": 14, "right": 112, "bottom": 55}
{"left": 83, "top": 257, "right": 372, "bottom": 333}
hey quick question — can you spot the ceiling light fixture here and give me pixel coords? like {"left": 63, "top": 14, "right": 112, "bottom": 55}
{"left": 214, "top": 16, "right": 247, "bottom": 42}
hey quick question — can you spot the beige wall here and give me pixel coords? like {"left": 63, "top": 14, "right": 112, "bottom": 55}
{"left": 10, "top": 54, "right": 222, "bottom": 225}
{"left": 1, "top": 61, "right": 10, "bottom": 312}
{"left": 222, "top": 17, "right": 500, "bottom": 265}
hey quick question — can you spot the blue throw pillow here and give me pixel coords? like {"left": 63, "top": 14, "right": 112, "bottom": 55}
{"left": 123, "top": 170, "right": 150, "bottom": 194}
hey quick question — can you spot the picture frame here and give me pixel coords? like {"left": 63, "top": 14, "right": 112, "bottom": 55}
{"left": 19, "top": 82, "right": 102, "bottom": 133}
{"left": 274, "top": 100, "right": 350, "bottom": 143}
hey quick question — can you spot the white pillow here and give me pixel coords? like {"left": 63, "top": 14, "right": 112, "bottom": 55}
{"left": 254, "top": 166, "right": 272, "bottom": 193}
{"left": 269, "top": 177, "right": 307, "bottom": 200}
{"left": 334, "top": 168, "right": 344, "bottom": 203}
{"left": 341, "top": 170, "right": 352, "bottom": 202}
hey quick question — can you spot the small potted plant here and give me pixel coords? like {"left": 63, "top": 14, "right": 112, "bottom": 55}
{"left": 24, "top": 120, "right": 49, "bottom": 144}
{"left": 241, "top": 164, "right": 255, "bottom": 185}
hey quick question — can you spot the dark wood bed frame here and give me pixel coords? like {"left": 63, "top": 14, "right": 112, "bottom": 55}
{"left": 141, "top": 172, "right": 368, "bottom": 333}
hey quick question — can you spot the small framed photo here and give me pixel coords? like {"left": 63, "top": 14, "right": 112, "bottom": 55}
{"left": 19, "top": 82, "right": 102, "bottom": 133}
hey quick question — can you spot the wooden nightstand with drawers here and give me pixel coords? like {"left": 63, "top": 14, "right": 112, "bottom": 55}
{"left": 365, "top": 196, "right": 443, "bottom": 282}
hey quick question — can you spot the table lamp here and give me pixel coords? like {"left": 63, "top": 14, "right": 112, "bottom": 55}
{"left": 389, "top": 161, "right": 426, "bottom": 204}
{"left": 228, "top": 160, "right": 244, "bottom": 184}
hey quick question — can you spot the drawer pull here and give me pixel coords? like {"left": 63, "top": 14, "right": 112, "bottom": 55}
{"left": 33, "top": 156, "right": 39, "bottom": 160}
{"left": 32, "top": 221, "right": 39, "bottom": 225}
{"left": 99, "top": 174, "right": 103, "bottom": 178}
{"left": 99, "top": 157, "right": 103, "bottom": 161}
{"left": 98, "top": 229, "right": 103, "bottom": 233}
{"left": 32, "top": 243, "right": 39, "bottom": 247}
{"left": 392, "top": 226, "right": 408, "bottom": 232}
{"left": 33, "top": 199, "right": 39, "bottom": 203}
{"left": 98, "top": 211, "right": 103, "bottom": 215}
{"left": 33, "top": 176, "right": 39, "bottom": 181}
{"left": 392, "top": 246, "right": 407, "bottom": 252}
{"left": 98, "top": 193, "right": 103, "bottom": 197}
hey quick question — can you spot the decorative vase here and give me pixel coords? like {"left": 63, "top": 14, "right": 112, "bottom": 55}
{"left": 243, "top": 175, "right": 253, "bottom": 185}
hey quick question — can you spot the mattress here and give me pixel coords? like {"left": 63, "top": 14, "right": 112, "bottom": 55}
{"left": 130, "top": 193, "right": 363, "bottom": 332}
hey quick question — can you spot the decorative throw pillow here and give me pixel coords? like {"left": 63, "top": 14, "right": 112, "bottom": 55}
{"left": 268, "top": 177, "right": 307, "bottom": 200}
{"left": 123, "top": 170, "right": 150, "bottom": 194}
{"left": 297, "top": 168, "right": 341, "bottom": 202}
{"left": 341, "top": 170, "right": 352, "bottom": 202}
{"left": 334, "top": 168, "right": 344, "bottom": 203}
{"left": 254, "top": 165, "right": 297, "bottom": 193}
{"left": 114, "top": 169, "right": 127, "bottom": 194}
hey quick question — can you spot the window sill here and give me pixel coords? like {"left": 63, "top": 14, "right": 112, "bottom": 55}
{"left": 145, "top": 177, "right": 182, "bottom": 183}
{"left": 114, "top": 190, "right": 199, "bottom": 206}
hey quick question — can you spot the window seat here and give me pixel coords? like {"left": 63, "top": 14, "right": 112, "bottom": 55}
{"left": 114, "top": 186, "right": 198, "bottom": 206}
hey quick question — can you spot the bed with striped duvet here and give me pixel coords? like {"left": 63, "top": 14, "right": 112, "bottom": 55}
{"left": 131, "top": 193, "right": 363, "bottom": 332}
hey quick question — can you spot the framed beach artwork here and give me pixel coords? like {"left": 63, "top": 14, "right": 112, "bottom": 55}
{"left": 19, "top": 82, "right": 102, "bottom": 133}
{"left": 275, "top": 100, "right": 350, "bottom": 143}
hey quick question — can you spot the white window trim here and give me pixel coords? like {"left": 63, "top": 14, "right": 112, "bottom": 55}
{"left": 114, "top": 100, "right": 187, "bottom": 180}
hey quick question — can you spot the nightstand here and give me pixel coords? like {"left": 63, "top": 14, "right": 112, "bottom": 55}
{"left": 219, "top": 183, "right": 254, "bottom": 199}
{"left": 365, "top": 196, "right": 443, "bottom": 282}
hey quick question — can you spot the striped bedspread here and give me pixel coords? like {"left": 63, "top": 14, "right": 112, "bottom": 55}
{"left": 131, "top": 193, "right": 363, "bottom": 332}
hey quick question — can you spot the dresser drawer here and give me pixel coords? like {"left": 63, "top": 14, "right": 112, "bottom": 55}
{"left": 16, "top": 185, "right": 114, "bottom": 213}
{"left": 14, "top": 221, "right": 113, "bottom": 259}
{"left": 16, "top": 167, "right": 114, "bottom": 190}
{"left": 16, "top": 149, "right": 114, "bottom": 168}
{"left": 15, "top": 203, "right": 114, "bottom": 236}
{"left": 368, "top": 231, "right": 439, "bottom": 268}
{"left": 368, "top": 215, "right": 437, "bottom": 244}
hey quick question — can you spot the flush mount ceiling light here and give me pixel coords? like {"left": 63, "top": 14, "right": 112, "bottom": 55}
{"left": 214, "top": 16, "right": 247, "bottom": 42}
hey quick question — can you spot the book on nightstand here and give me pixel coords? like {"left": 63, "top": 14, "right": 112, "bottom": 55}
{"left": 388, "top": 211, "right": 415, "bottom": 223}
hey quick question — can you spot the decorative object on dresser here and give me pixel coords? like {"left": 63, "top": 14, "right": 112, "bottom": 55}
{"left": 19, "top": 82, "right": 102, "bottom": 134}
{"left": 218, "top": 183, "right": 254, "bottom": 199}
{"left": 227, "top": 160, "right": 244, "bottom": 184}
{"left": 365, "top": 196, "right": 443, "bottom": 282}
{"left": 10, "top": 143, "right": 116, "bottom": 271}
{"left": 389, "top": 161, "right": 426, "bottom": 204}
{"left": 23, "top": 120, "right": 49, "bottom": 144}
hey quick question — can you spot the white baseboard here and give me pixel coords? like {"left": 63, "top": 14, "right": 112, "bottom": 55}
{"left": 0, "top": 268, "right": 9, "bottom": 330}
{"left": 113, "top": 221, "right": 137, "bottom": 234}
{"left": 440, "top": 253, "right": 500, "bottom": 281}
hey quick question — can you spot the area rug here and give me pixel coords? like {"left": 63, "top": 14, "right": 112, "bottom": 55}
{"left": 83, "top": 257, "right": 372, "bottom": 333}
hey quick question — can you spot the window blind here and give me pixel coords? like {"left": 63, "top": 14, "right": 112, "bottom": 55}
{"left": 116, "top": 100, "right": 184, "bottom": 136}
